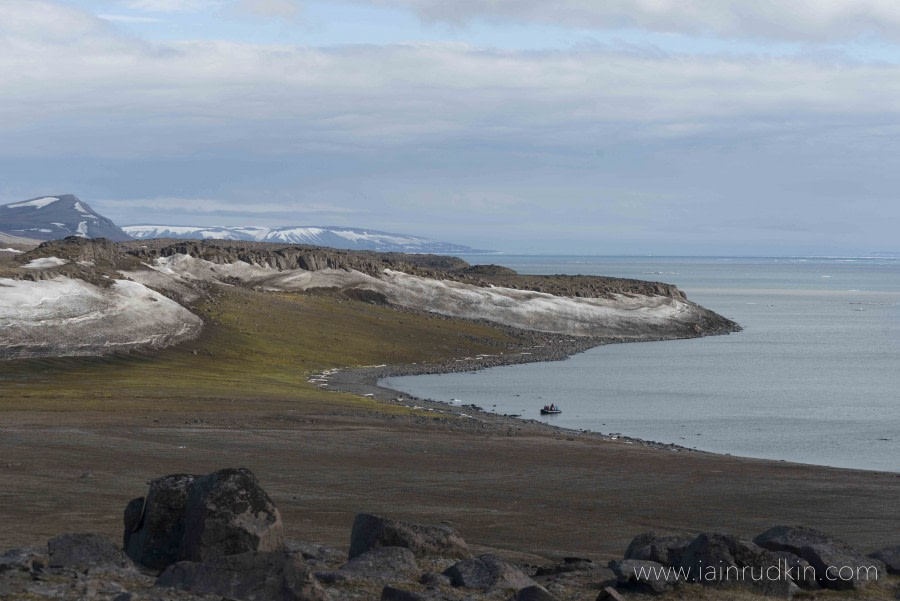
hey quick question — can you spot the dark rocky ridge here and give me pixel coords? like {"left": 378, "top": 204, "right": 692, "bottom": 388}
{"left": 122, "top": 238, "right": 699, "bottom": 303}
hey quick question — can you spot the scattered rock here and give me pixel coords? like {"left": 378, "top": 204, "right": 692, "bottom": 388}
{"left": 156, "top": 550, "right": 326, "bottom": 601}
{"left": 340, "top": 546, "right": 419, "bottom": 579}
{"left": 47, "top": 533, "right": 132, "bottom": 571}
{"left": 349, "top": 513, "right": 470, "bottom": 560}
{"left": 381, "top": 586, "right": 428, "bottom": 601}
{"left": 773, "top": 550, "right": 819, "bottom": 590}
{"left": 0, "top": 547, "right": 45, "bottom": 574}
{"left": 624, "top": 532, "right": 693, "bottom": 567}
{"left": 420, "top": 571, "right": 452, "bottom": 587}
{"left": 444, "top": 554, "right": 536, "bottom": 591}
{"left": 754, "top": 525, "right": 884, "bottom": 590}
{"left": 608, "top": 558, "right": 673, "bottom": 594}
{"left": 595, "top": 586, "right": 626, "bottom": 601}
{"left": 533, "top": 556, "right": 594, "bottom": 576}
{"left": 287, "top": 541, "right": 345, "bottom": 565}
{"left": 869, "top": 545, "right": 900, "bottom": 575}
{"left": 125, "top": 468, "right": 284, "bottom": 570}
{"left": 679, "top": 532, "right": 796, "bottom": 598}
{"left": 509, "top": 584, "right": 558, "bottom": 600}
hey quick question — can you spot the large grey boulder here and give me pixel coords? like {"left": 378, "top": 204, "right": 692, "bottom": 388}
{"left": 869, "top": 545, "right": 900, "bottom": 574}
{"left": 679, "top": 532, "right": 797, "bottom": 598}
{"left": 340, "top": 546, "right": 419, "bottom": 580}
{"left": 443, "top": 554, "right": 535, "bottom": 591}
{"left": 349, "top": 514, "right": 470, "bottom": 560}
{"left": 754, "top": 526, "right": 884, "bottom": 590}
{"left": 156, "top": 550, "right": 326, "bottom": 601}
{"left": 47, "top": 533, "right": 132, "bottom": 571}
{"left": 624, "top": 532, "right": 693, "bottom": 567}
{"left": 124, "top": 468, "right": 284, "bottom": 570}
{"left": 608, "top": 558, "right": 674, "bottom": 594}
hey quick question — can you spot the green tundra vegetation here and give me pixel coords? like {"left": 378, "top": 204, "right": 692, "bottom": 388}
{"left": 0, "top": 286, "right": 517, "bottom": 413}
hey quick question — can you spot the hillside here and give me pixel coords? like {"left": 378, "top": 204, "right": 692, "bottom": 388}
{"left": 0, "top": 237, "right": 738, "bottom": 361}
{"left": 0, "top": 195, "right": 130, "bottom": 241}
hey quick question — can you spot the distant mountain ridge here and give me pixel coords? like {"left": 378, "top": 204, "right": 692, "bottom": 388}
{"left": 123, "top": 224, "right": 490, "bottom": 253}
{"left": 0, "top": 195, "right": 131, "bottom": 242}
{"left": 0, "top": 194, "right": 490, "bottom": 253}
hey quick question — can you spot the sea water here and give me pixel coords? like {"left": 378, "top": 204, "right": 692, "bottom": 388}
{"left": 381, "top": 257, "right": 900, "bottom": 473}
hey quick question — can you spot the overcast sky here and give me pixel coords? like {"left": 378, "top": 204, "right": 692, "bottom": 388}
{"left": 2, "top": 0, "right": 899, "bottom": 254}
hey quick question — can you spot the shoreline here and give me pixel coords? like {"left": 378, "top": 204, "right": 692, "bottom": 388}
{"left": 325, "top": 331, "right": 724, "bottom": 456}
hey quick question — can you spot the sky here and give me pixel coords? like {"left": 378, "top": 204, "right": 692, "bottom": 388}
{"left": 2, "top": 0, "right": 900, "bottom": 254}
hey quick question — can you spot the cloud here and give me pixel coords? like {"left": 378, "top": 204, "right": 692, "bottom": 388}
{"left": 97, "top": 14, "right": 163, "bottom": 23}
{"left": 121, "top": 0, "right": 219, "bottom": 13}
{"left": 356, "top": 0, "right": 900, "bottom": 41}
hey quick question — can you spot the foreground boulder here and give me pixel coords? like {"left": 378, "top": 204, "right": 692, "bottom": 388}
{"left": 156, "top": 550, "right": 326, "bottom": 601}
{"left": 443, "top": 554, "right": 535, "bottom": 591}
{"left": 679, "top": 532, "right": 797, "bottom": 598}
{"left": 754, "top": 525, "right": 884, "bottom": 590}
{"left": 869, "top": 544, "right": 900, "bottom": 574}
{"left": 349, "top": 513, "right": 470, "bottom": 560}
{"left": 48, "top": 533, "right": 132, "bottom": 571}
{"left": 624, "top": 532, "right": 693, "bottom": 567}
{"left": 608, "top": 558, "right": 674, "bottom": 594}
{"left": 124, "top": 468, "right": 284, "bottom": 570}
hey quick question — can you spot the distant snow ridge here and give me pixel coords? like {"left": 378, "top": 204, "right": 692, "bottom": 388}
{"left": 123, "top": 225, "right": 488, "bottom": 253}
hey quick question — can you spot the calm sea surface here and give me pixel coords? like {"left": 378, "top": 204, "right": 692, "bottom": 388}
{"left": 381, "top": 256, "right": 900, "bottom": 473}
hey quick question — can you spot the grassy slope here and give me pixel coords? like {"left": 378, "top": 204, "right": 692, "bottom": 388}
{"left": 0, "top": 286, "right": 517, "bottom": 413}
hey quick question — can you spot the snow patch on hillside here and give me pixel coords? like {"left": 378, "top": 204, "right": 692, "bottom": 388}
{"left": 8, "top": 197, "right": 59, "bottom": 209}
{"left": 148, "top": 254, "right": 700, "bottom": 338}
{"left": 23, "top": 256, "right": 68, "bottom": 269}
{"left": 0, "top": 276, "right": 202, "bottom": 359}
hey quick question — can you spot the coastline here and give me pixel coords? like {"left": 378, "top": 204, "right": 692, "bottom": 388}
{"left": 325, "top": 329, "right": 728, "bottom": 456}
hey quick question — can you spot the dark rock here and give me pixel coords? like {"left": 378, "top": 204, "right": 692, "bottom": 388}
{"left": 340, "top": 546, "right": 419, "bottom": 579}
{"left": 47, "top": 533, "right": 132, "bottom": 570}
{"left": 124, "top": 473, "right": 195, "bottom": 570}
{"left": 125, "top": 468, "right": 284, "bottom": 570}
{"left": 0, "top": 547, "right": 45, "bottom": 574}
{"left": 420, "top": 571, "right": 452, "bottom": 587}
{"left": 625, "top": 532, "right": 693, "bottom": 567}
{"left": 286, "top": 541, "right": 345, "bottom": 566}
{"left": 774, "top": 551, "right": 819, "bottom": 590}
{"left": 608, "top": 559, "right": 674, "bottom": 594}
{"left": 313, "top": 569, "right": 355, "bottom": 584}
{"left": 679, "top": 532, "right": 796, "bottom": 598}
{"left": 443, "top": 554, "right": 536, "bottom": 591}
{"left": 381, "top": 586, "right": 430, "bottom": 601}
{"left": 156, "top": 550, "right": 326, "bottom": 601}
{"left": 869, "top": 545, "right": 900, "bottom": 575}
{"left": 596, "top": 586, "right": 627, "bottom": 601}
{"left": 754, "top": 525, "right": 884, "bottom": 590}
{"left": 180, "top": 468, "right": 284, "bottom": 562}
{"left": 349, "top": 513, "right": 470, "bottom": 560}
{"left": 509, "top": 584, "right": 557, "bottom": 601}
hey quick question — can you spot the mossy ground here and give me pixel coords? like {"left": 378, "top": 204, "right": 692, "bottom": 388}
{"left": 0, "top": 286, "right": 517, "bottom": 413}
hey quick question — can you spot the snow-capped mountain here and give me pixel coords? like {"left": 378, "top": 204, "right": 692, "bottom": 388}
{"left": 0, "top": 195, "right": 131, "bottom": 242}
{"left": 124, "top": 225, "right": 489, "bottom": 253}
